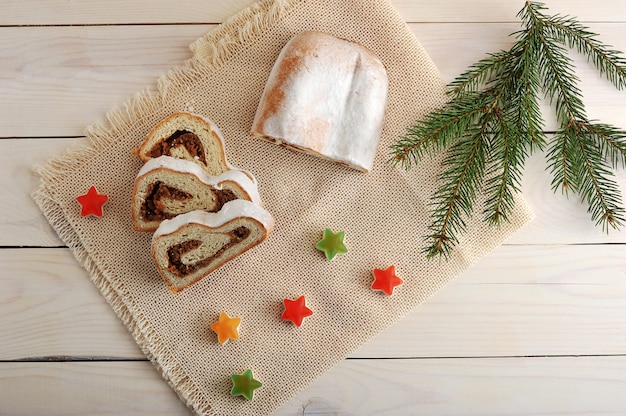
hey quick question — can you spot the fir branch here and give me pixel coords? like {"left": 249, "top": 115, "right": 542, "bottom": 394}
{"left": 392, "top": 0, "right": 626, "bottom": 258}
{"left": 391, "top": 92, "right": 487, "bottom": 169}
{"left": 515, "top": 32, "right": 547, "bottom": 150}
{"left": 534, "top": 10, "right": 626, "bottom": 90}
{"left": 484, "top": 30, "right": 544, "bottom": 225}
{"left": 515, "top": 2, "right": 548, "bottom": 150}
{"left": 425, "top": 121, "right": 489, "bottom": 258}
{"left": 584, "top": 122, "right": 626, "bottom": 168}
{"left": 570, "top": 123, "right": 625, "bottom": 229}
{"left": 483, "top": 106, "right": 525, "bottom": 226}
{"left": 530, "top": 4, "right": 625, "bottom": 226}
{"left": 448, "top": 50, "right": 512, "bottom": 97}
{"left": 535, "top": 28, "right": 586, "bottom": 123}
{"left": 547, "top": 126, "right": 579, "bottom": 194}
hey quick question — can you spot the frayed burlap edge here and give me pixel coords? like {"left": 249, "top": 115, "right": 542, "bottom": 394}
{"left": 33, "top": 0, "right": 296, "bottom": 190}
{"left": 32, "top": 1, "right": 300, "bottom": 415}
{"left": 32, "top": 186, "right": 216, "bottom": 415}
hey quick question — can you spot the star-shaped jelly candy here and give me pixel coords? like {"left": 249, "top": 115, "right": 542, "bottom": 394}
{"left": 210, "top": 312, "right": 240, "bottom": 345}
{"left": 76, "top": 186, "right": 109, "bottom": 217}
{"left": 371, "top": 266, "right": 403, "bottom": 296}
{"left": 230, "top": 369, "right": 262, "bottom": 401}
{"left": 282, "top": 295, "right": 313, "bottom": 327}
{"left": 315, "top": 228, "right": 347, "bottom": 260}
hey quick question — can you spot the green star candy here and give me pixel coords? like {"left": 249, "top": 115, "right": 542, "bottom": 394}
{"left": 230, "top": 369, "right": 262, "bottom": 401}
{"left": 315, "top": 228, "right": 348, "bottom": 260}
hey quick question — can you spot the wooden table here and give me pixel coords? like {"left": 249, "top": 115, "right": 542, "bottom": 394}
{"left": 2, "top": 1, "right": 626, "bottom": 414}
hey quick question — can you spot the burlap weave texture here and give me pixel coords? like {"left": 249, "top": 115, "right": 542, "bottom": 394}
{"left": 33, "top": 0, "right": 534, "bottom": 414}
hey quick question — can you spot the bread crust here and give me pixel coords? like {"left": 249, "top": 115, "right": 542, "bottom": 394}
{"left": 151, "top": 200, "right": 274, "bottom": 294}
{"left": 137, "top": 112, "right": 257, "bottom": 181}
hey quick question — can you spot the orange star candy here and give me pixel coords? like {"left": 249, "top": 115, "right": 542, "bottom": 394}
{"left": 210, "top": 312, "right": 241, "bottom": 344}
{"left": 76, "top": 186, "right": 109, "bottom": 217}
{"left": 371, "top": 266, "right": 403, "bottom": 296}
{"left": 282, "top": 295, "right": 313, "bottom": 327}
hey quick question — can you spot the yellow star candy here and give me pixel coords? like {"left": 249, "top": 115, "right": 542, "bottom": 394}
{"left": 315, "top": 228, "right": 348, "bottom": 260}
{"left": 210, "top": 312, "right": 241, "bottom": 345}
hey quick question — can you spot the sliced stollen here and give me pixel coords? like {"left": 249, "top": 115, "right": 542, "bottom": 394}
{"left": 152, "top": 199, "right": 275, "bottom": 294}
{"left": 131, "top": 156, "right": 261, "bottom": 232}
{"left": 136, "top": 112, "right": 252, "bottom": 179}
{"left": 251, "top": 31, "right": 389, "bottom": 173}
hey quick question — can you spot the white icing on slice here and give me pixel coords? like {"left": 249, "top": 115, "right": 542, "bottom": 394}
{"left": 153, "top": 199, "right": 275, "bottom": 239}
{"left": 137, "top": 156, "right": 261, "bottom": 205}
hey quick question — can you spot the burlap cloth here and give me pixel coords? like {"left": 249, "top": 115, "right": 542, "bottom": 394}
{"left": 33, "top": 0, "right": 534, "bottom": 414}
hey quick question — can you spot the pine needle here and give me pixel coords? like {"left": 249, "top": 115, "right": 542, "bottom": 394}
{"left": 391, "top": 1, "right": 626, "bottom": 258}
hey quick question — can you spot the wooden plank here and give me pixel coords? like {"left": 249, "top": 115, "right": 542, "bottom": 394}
{"left": 1, "top": 23, "right": 626, "bottom": 137}
{"left": 393, "top": 0, "right": 626, "bottom": 23}
{"left": 2, "top": 245, "right": 626, "bottom": 361}
{"left": 358, "top": 243, "right": 626, "bottom": 359}
{"left": 3, "top": 356, "right": 626, "bottom": 415}
{"left": 0, "top": 248, "right": 142, "bottom": 360}
{"left": 1, "top": 138, "right": 70, "bottom": 247}
{"left": 1, "top": 0, "right": 255, "bottom": 25}
{"left": 2, "top": 0, "right": 625, "bottom": 25}
{"left": 0, "top": 24, "right": 211, "bottom": 138}
{"left": 281, "top": 356, "right": 626, "bottom": 415}
{"left": 0, "top": 361, "right": 189, "bottom": 416}
{"left": 4, "top": 137, "right": 624, "bottom": 248}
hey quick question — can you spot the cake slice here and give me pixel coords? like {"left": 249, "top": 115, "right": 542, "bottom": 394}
{"left": 152, "top": 200, "right": 275, "bottom": 294}
{"left": 131, "top": 156, "right": 261, "bottom": 232}
{"left": 136, "top": 112, "right": 250, "bottom": 178}
{"left": 251, "top": 31, "right": 388, "bottom": 173}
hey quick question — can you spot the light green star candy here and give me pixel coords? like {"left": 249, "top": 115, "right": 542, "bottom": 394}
{"left": 315, "top": 228, "right": 348, "bottom": 260}
{"left": 230, "top": 369, "right": 262, "bottom": 401}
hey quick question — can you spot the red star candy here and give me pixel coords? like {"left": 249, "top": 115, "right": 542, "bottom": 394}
{"left": 371, "top": 266, "right": 403, "bottom": 296}
{"left": 282, "top": 295, "right": 313, "bottom": 327}
{"left": 76, "top": 186, "right": 109, "bottom": 217}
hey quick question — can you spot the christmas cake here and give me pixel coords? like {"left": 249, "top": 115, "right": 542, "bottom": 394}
{"left": 131, "top": 156, "right": 261, "bottom": 232}
{"left": 251, "top": 31, "right": 388, "bottom": 173}
{"left": 152, "top": 199, "right": 274, "bottom": 294}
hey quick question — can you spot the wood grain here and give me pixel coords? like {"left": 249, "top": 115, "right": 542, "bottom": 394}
{"left": 0, "top": 24, "right": 211, "bottom": 138}
{"left": 282, "top": 356, "right": 626, "bottom": 415}
{"left": 0, "top": 361, "right": 189, "bottom": 416}
{"left": 1, "top": 0, "right": 254, "bottom": 25}
{"left": 0, "top": 248, "right": 141, "bottom": 360}
{"left": 2, "top": 245, "right": 625, "bottom": 361}
{"left": 2, "top": 22, "right": 626, "bottom": 137}
{"left": 3, "top": 0, "right": 625, "bottom": 25}
{"left": 0, "top": 138, "right": 71, "bottom": 246}
{"left": 3, "top": 357, "right": 626, "bottom": 416}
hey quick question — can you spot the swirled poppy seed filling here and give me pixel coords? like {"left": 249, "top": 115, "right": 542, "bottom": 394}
{"left": 166, "top": 227, "right": 251, "bottom": 277}
{"left": 149, "top": 130, "right": 207, "bottom": 164}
